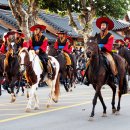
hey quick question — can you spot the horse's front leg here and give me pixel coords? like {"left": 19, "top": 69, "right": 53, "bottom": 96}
{"left": 98, "top": 91, "right": 107, "bottom": 117}
{"left": 46, "top": 80, "right": 55, "bottom": 108}
{"left": 34, "top": 87, "right": 40, "bottom": 110}
{"left": 26, "top": 84, "right": 37, "bottom": 112}
{"left": 16, "top": 81, "right": 20, "bottom": 96}
{"left": 10, "top": 80, "right": 16, "bottom": 103}
{"left": 89, "top": 85, "right": 101, "bottom": 121}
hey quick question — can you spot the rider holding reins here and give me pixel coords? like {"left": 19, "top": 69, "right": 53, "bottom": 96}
{"left": 54, "top": 31, "right": 72, "bottom": 70}
{"left": 29, "top": 24, "right": 53, "bottom": 80}
{"left": 86, "top": 17, "right": 118, "bottom": 85}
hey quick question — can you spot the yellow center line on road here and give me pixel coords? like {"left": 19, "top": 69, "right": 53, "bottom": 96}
{"left": 0, "top": 96, "right": 113, "bottom": 123}
{"left": 0, "top": 93, "right": 129, "bottom": 123}
{"left": 0, "top": 114, "right": 26, "bottom": 116}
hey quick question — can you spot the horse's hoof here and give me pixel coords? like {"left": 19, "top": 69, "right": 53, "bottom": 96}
{"left": 34, "top": 107, "right": 40, "bottom": 110}
{"left": 21, "top": 93, "right": 24, "bottom": 96}
{"left": 88, "top": 117, "right": 94, "bottom": 121}
{"left": 112, "top": 109, "right": 116, "bottom": 114}
{"left": 52, "top": 98, "right": 58, "bottom": 103}
{"left": 102, "top": 113, "right": 107, "bottom": 117}
{"left": 46, "top": 104, "right": 50, "bottom": 108}
{"left": 115, "top": 111, "right": 120, "bottom": 115}
{"left": 25, "top": 108, "right": 31, "bottom": 112}
{"left": 27, "top": 94, "right": 29, "bottom": 99}
{"left": 10, "top": 97, "right": 16, "bottom": 103}
{"left": 70, "top": 89, "right": 73, "bottom": 92}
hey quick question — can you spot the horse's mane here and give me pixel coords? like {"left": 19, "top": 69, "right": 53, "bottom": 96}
{"left": 19, "top": 47, "right": 28, "bottom": 55}
{"left": 4, "top": 49, "right": 13, "bottom": 69}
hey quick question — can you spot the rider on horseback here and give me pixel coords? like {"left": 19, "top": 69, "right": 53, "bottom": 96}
{"left": 124, "top": 37, "right": 130, "bottom": 49}
{"left": 29, "top": 24, "right": 53, "bottom": 79}
{"left": 114, "top": 39, "right": 125, "bottom": 49}
{"left": 14, "top": 30, "right": 27, "bottom": 53}
{"left": 0, "top": 30, "right": 16, "bottom": 54}
{"left": 86, "top": 17, "right": 118, "bottom": 85}
{"left": 54, "top": 31, "right": 72, "bottom": 70}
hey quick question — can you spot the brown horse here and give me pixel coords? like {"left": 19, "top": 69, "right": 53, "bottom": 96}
{"left": 114, "top": 45, "right": 130, "bottom": 75}
{"left": 48, "top": 44, "right": 77, "bottom": 92}
{"left": 19, "top": 48, "right": 60, "bottom": 112}
{"left": 3, "top": 48, "right": 20, "bottom": 102}
{"left": 85, "top": 37, "right": 128, "bottom": 120}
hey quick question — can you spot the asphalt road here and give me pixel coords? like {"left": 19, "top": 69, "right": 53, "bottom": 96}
{"left": 0, "top": 84, "right": 130, "bottom": 130}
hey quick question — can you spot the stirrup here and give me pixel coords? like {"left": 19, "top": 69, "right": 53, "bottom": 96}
{"left": 67, "top": 65, "right": 73, "bottom": 70}
{"left": 40, "top": 73, "right": 45, "bottom": 80}
{"left": 48, "top": 73, "right": 53, "bottom": 79}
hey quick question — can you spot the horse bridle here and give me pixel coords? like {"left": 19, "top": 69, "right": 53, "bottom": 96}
{"left": 19, "top": 54, "right": 36, "bottom": 73}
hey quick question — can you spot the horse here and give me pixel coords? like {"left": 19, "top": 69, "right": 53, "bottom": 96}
{"left": 18, "top": 48, "right": 60, "bottom": 112}
{"left": 85, "top": 37, "right": 128, "bottom": 121}
{"left": 115, "top": 46, "right": 130, "bottom": 74}
{"left": 2, "top": 48, "right": 21, "bottom": 102}
{"left": 48, "top": 44, "right": 77, "bottom": 92}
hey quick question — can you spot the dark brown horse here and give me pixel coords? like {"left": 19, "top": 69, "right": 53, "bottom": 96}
{"left": 3, "top": 49, "right": 20, "bottom": 102}
{"left": 85, "top": 37, "right": 128, "bottom": 120}
{"left": 115, "top": 45, "right": 130, "bottom": 75}
{"left": 48, "top": 44, "right": 77, "bottom": 92}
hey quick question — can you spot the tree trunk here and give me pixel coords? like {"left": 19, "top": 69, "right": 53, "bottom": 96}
{"left": 8, "top": 0, "right": 39, "bottom": 41}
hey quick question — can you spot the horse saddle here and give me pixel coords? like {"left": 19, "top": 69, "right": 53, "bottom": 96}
{"left": 39, "top": 57, "right": 56, "bottom": 80}
{"left": 102, "top": 52, "right": 118, "bottom": 76}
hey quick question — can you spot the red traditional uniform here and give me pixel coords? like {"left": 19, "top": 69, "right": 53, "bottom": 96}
{"left": 54, "top": 31, "right": 72, "bottom": 66}
{"left": 28, "top": 36, "right": 48, "bottom": 52}
{"left": 124, "top": 37, "right": 130, "bottom": 49}
{"left": 54, "top": 39, "right": 72, "bottom": 53}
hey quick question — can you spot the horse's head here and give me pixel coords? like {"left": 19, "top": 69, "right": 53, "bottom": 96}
{"left": 85, "top": 37, "right": 99, "bottom": 58}
{"left": 48, "top": 44, "right": 58, "bottom": 56}
{"left": 18, "top": 48, "right": 30, "bottom": 72}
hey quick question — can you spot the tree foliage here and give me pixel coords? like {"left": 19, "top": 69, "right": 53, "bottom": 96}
{"left": 39, "top": 0, "right": 129, "bottom": 19}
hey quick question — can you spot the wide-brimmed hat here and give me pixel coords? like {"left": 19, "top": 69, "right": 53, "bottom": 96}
{"left": 66, "top": 35, "right": 73, "bottom": 43}
{"left": 4, "top": 30, "right": 16, "bottom": 39}
{"left": 30, "top": 24, "right": 46, "bottom": 32}
{"left": 96, "top": 17, "right": 114, "bottom": 30}
{"left": 115, "top": 39, "right": 125, "bottom": 44}
{"left": 56, "top": 31, "right": 67, "bottom": 35}
{"left": 15, "top": 30, "right": 25, "bottom": 38}
{"left": 124, "top": 37, "right": 130, "bottom": 42}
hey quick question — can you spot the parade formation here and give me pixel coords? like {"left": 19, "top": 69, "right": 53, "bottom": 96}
{"left": 0, "top": 0, "right": 130, "bottom": 130}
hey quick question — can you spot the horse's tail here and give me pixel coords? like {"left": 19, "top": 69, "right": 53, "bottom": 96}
{"left": 122, "top": 75, "right": 128, "bottom": 94}
{"left": 54, "top": 73, "right": 60, "bottom": 99}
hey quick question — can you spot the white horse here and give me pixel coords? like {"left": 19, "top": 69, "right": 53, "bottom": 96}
{"left": 18, "top": 48, "right": 60, "bottom": 112}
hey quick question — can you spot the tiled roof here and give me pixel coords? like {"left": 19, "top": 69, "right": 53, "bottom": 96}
{"left": 111, "top": 17, "right": 130, "bottom": 31}
{"left": 43, "top": 32, "right": 56, "bottom": 42}
{"left": 39, "top": 11, "right": 83, "bottom": 37}
{"left": 0, "top": 25, "right": 8, "bottom": 38}
{"left": 0, "top": 9, "right": 19, "bottom": 28}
